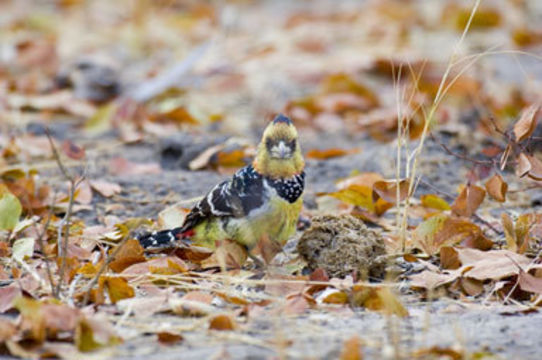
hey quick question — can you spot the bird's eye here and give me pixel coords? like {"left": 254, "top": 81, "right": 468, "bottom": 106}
{"left": 265, "top": 138, "right": 273, "bottom": 149}
{"left": 289, "top": 139, "right": 296, "bottom": 149}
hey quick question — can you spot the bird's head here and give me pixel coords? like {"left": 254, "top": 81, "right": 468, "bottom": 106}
{"left": 253, "top": 114, "right": 304, "bottom": 179}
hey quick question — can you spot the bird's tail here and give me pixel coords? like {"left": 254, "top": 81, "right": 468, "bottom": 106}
{"left": 137, "top": 227, "right": 191, "bottom": 248}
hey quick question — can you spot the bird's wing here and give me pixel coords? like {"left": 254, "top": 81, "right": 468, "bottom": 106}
{"left": 181, "top": 165, "right": 265, "bottom": 231}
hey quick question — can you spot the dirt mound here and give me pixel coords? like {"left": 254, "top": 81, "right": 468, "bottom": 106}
{"left": 297, "top": 214, "right": 387, "bottom": 279}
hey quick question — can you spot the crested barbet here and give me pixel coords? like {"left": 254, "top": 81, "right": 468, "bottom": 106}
{"left": 138, "top": 114, "right": 305, "bottom": 260}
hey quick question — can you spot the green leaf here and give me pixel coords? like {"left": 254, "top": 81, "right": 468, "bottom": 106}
{"left": 0, "top": 186, "right": 22, "bottom": 230}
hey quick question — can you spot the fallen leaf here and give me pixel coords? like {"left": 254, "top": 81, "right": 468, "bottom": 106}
{"left": 516, "top": 153, "right": 531, "bottom": 178}
{"left": 0, "top": 185, "right": 22, "bottom": 230}
{"left": 75, "top": 315, "right": 122, "bottom": 352}
{"left": 108, "top": 239, "right": 146, "bottom": 273}
{"left": 109, "top": 157, "right": 162, "bottom": 176}
{"left": 518, "top": 271, "right": 542, "bottom": 294}
{"left": 157, "top": 332, "right": 184, "bottom": 345}
{"left": 409, "top": 269, "right": 461, "bottom": 290}
{"left": 284, "top": 293, "right": 311, "bottom": 315}
{"left": 171, "top": 291, "right": 214, "bottom": 316}
{"left": 0, "top": 285, "right": 21, "bottom": 313}
{"left": 420, "top": 194, "right": 451, "bottom": 211}
{"left": 89, "top": 180, "right": 121, "bottom": 197}
{"left": 513, "top": 104, "right": 539, "bottom": 142}
{"left": 306, "top": 148, "right": 359, "bottom": 160}
{"left": 451, "top": 184, "right": 486, "bottom": 217}
{"left": 457, "top": 248, "right": 537, "bottom": 281}
{"left": 412, "top": 346, "right": 463, "bottom": 360}
{"left": 484, "top": 174, "right": 508, "bottom": 202}
{"left": 340, "top": 336, "right": 363, "bottom": 360}
{"left": 12, "top": 237, "right": 35, "bottom": 261}
{"left": 209, "top": 314, "right": 236, "bottom": 331}
{"left": 372, "top": 179, "right": 410, "bottom": 203}
{"left": 440, "top": 247, "right": 460, "bottom": 270}
{"left": 351, "top": 286, "right": 408, "bottom": 317}
{"left": 413, "top": 214, "right": 482, "bottom": 255}
{"left": 73, "top": 180, "right": 93, "bottom": 205}
{"left": 103, "top": 276, "right": 135, "bottom": 304}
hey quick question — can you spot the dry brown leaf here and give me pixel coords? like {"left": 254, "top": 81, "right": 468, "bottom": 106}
{"left": 412, "top": 346, "right": 463, "bottom": 360}
{"left": 109, "top": 239, "right": 146, "bottom": 273}
{"left": 484, "top": 174, "right": 508, "bottom": 202}
{"left": 284, "top": 293, "right": 311, "bottom": 316}
{"left": 157, "top": 332, "right": 184, "bottom": 345}
{"left": 89, "top": 180, "right": 121, "bottom": 198}
{"left": 103, "top": 276, "right": 135, "bottom": 304}
{"left": 518, "top": 271, "right": 542, "bottom": 294}
{"left": 372, "top": 179, "right": 410, "bottom": 203}
{"left": 108, "top": 157, "right": 162, "bottom": 176}
{"left": 526, "top": 155, "right": 542, "bottom": 181}
{"left": 340, "top": 336, "right": 363, "bottom": 360}
{"left": 440, "top": 247, "right": 460, "bottom": 270}
{"left": 73, "top": 180, "right": 93, "bottom": 205}
{"left": 451, "top": 184, "right": 486, "bottom": 217}
{"left": 460, "top": 278, "right": 484, "bottom": 296}
{"left": 457, "top": 248, "right": 536, "bottom": 281}
{"left": 75, "top": 315, "right": 122, "bottom": 352}
{"left": 209, "top": 314, "right": 236, "bottom": 331}
{"left": 413, "top": 214, "right": 483, "bottom": 255}
{"left": 516, "top": 153, "right": 532, "bottom": 178}
{"left": 0, "top": 285, "right": 21, "bottom": 313}
{"left": 351, "top": 286, "right": 408, "bottom": 317}
{"left": 514, "top": 104, "right": 539, "bottom": 142}
{"left": 306, "top": 148, "right": 359, "bottom": 160}
{"left": 502, "top": 213, "right": 535, "bottom": 254}
{"left": 409, "top": 269, "right": 462, "bottom": 290}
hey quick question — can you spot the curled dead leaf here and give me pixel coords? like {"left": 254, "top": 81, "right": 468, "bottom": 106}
{"left": 513, "top": 104, "right": 539, "bottom": 142}
{"left": 484, "top": 174, "right": 508, "bottom": 202}
{"left": 451, "top": 184, "right": 485, "bottom": 217}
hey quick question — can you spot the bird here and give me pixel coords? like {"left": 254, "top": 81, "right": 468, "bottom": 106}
{"left": 138, "top": 114, "right": 305, "bottom": 264}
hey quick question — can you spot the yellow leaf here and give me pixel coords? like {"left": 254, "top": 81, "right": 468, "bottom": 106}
{"left": 420, "top": 194, "right": 451, "bottom": 211}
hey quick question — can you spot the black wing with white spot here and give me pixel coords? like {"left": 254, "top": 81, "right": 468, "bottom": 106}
{"left": 180, "top": 165, "right": 265, "bottom": 230}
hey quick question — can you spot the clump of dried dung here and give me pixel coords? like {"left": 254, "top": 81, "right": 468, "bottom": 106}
{"left": 297, "top": 214, "right": 387, "bottom": 279}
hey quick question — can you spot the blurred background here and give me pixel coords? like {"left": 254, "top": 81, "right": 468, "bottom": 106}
{"left": 2, "top": 0, "right": 542, "bottom": 139}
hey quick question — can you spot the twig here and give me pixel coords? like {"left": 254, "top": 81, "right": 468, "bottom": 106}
{"left": 34, "top": 195, "right": 58, "bottom": 297}
{"left": 45, "top": 129, "right": 86, "bottom": 297}
{"left": 429, "top": 132, "right": 494, "bottom": 166}
{"left": 81, "top": 235, "right": 130, "bottom": 306}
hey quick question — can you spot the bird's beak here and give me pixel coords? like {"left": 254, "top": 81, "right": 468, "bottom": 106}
{"left": 277, "top": 141, "right": 289, "bottom": 159}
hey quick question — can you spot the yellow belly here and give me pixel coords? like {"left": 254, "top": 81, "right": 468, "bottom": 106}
{"left": 191, "top": 196, "right": 302, "bottom": 250}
